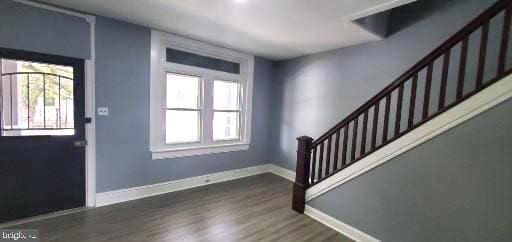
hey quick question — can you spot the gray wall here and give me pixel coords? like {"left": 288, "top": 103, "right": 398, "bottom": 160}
{"left": 95, "top": 17, "right": 273, "bottom": 193}
{"left": 309, "top": 98, "right": 512, "bottom": 242}
{"left": 0, "top": 0, "right": 274, "bottom": 194}
{"left": 271, "top": 0, "right": 512, "bottom": 241}
{"left": 270, "top": 0, "right": 500, "bottom": 171}
{"left": 0, "top": 0, "right": 90, "bottom": 59}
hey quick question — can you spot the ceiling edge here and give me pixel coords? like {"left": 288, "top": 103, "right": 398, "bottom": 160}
{"left": 346, "top": 0, "right": 417, "bottom": 20}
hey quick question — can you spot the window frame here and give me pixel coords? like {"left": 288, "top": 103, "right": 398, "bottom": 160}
{"left": 212, "top": 79, "right": 242, "bottom": 142}
{"left": 150, "top": 30, "right": 254, "bottom": 159}
{"left": 164, "top": 71, "right": 202, "bottom": 145}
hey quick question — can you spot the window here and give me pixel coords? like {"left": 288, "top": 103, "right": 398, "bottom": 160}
{"left": 0, "top": 58, "right": 75, "bottom": 136}
{"left": 213, "top": 80, "right": 240, "bottom": 141}
{"left": 165, "top": 73, "right": 201, "bottom": 144}
{"left": 150, "top": 30, "right": 254, "bottom": 159}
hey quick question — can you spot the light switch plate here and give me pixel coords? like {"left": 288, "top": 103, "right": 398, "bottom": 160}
{"left": 98, "top": 107, "right": 109, "bottom": 116}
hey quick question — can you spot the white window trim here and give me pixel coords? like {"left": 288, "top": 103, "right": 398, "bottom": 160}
{"left": 150, "top": 30, "right": 254, "bottom": 159}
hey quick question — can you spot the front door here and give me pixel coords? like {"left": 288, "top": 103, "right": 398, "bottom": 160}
{"left": 0, "top": 48, "right": 86, "bottom": 223}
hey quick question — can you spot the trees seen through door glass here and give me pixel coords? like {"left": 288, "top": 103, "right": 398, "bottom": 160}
{"left": 0, "top": 58, "right": 74, "bottom": 136}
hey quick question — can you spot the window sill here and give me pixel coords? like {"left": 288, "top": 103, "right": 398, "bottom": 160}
{"left": 150, "top": 143, "right": 250, "bottom": 160}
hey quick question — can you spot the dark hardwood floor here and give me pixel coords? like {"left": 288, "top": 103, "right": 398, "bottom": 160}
{"left": 7, "top": 174, "right": 352, "bottom": 241}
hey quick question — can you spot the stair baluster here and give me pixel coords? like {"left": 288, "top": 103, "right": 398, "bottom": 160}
{"left": 293, "top": 0, "right": 512, "bottom": 213}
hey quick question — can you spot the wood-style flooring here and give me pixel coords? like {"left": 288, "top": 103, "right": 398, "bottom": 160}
{"left": 8, "top": 173, "right": 352, "bottom": 242}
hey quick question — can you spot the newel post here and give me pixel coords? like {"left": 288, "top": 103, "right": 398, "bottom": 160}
{"left": 292, "top": 136, "right": 313, "bottom": 213}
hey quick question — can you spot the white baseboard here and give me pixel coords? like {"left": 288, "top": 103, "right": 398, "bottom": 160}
{"left": 267, "top": 164, "right": 296, "bottom": 181}
{"left": 304, "top": 205, "right": 380, "bottom": 242}
{"left": 0, "top": 164, "right": 294, "bottom": 225}
{"left": 306, "top": 73, "right": 512, "bottom": 201}
{"left": 96, "top": 164, "right": 294, "bottom": 207}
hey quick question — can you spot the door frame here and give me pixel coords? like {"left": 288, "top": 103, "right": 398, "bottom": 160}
{"left": 11, "top": 0, "right": 98, "bottom": 208}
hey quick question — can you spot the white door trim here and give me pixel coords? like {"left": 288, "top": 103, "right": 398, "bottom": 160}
{"left": 12, "top": 0, "right": 97, "bottom": 207}
{"left": 85, "top": 16, "right": 97, "bottom": 208}
{"left": 307, "top": 73, "right": 512, "bottom": 201}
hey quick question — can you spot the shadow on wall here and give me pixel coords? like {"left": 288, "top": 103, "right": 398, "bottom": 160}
{"left": 353, "top": 10, "right": 391, "bottom": 38}
{"left": 389, "top": 0, "right": 461, "bottom": 35}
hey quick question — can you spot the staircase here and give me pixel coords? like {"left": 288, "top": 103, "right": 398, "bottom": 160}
{"left": 292, "top": 0, "right": 512, "bottom": 213}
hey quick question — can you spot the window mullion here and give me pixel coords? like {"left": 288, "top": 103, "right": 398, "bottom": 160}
{"left": 238, "top": 82, "right": 245, "bottom": 141}
{"left": 202, "top": 76, "right": 213, "bottom": 145}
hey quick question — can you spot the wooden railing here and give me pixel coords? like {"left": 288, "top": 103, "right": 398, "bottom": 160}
{"left": 293, "top": 0, "right": 512, "bottom": 213}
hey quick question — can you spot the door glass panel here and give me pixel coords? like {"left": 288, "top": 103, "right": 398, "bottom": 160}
{"left": 0, "top": 58, "right": 75, "bottom": 136}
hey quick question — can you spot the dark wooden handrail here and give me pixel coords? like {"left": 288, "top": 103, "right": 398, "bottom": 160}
{"left": 312, "top": 0, "right": 511, "bottom": 146}
{"left": 293, "top": 0, "right": 512, "bottom": 213}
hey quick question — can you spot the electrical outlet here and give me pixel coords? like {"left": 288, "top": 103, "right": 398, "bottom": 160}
{"left": 98, "top": 107, "right": 109, "bottom": 116}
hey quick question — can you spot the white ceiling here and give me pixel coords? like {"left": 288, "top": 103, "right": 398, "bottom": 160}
{"left": 39, "top": 0, "right": 415, "bottom": 60}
